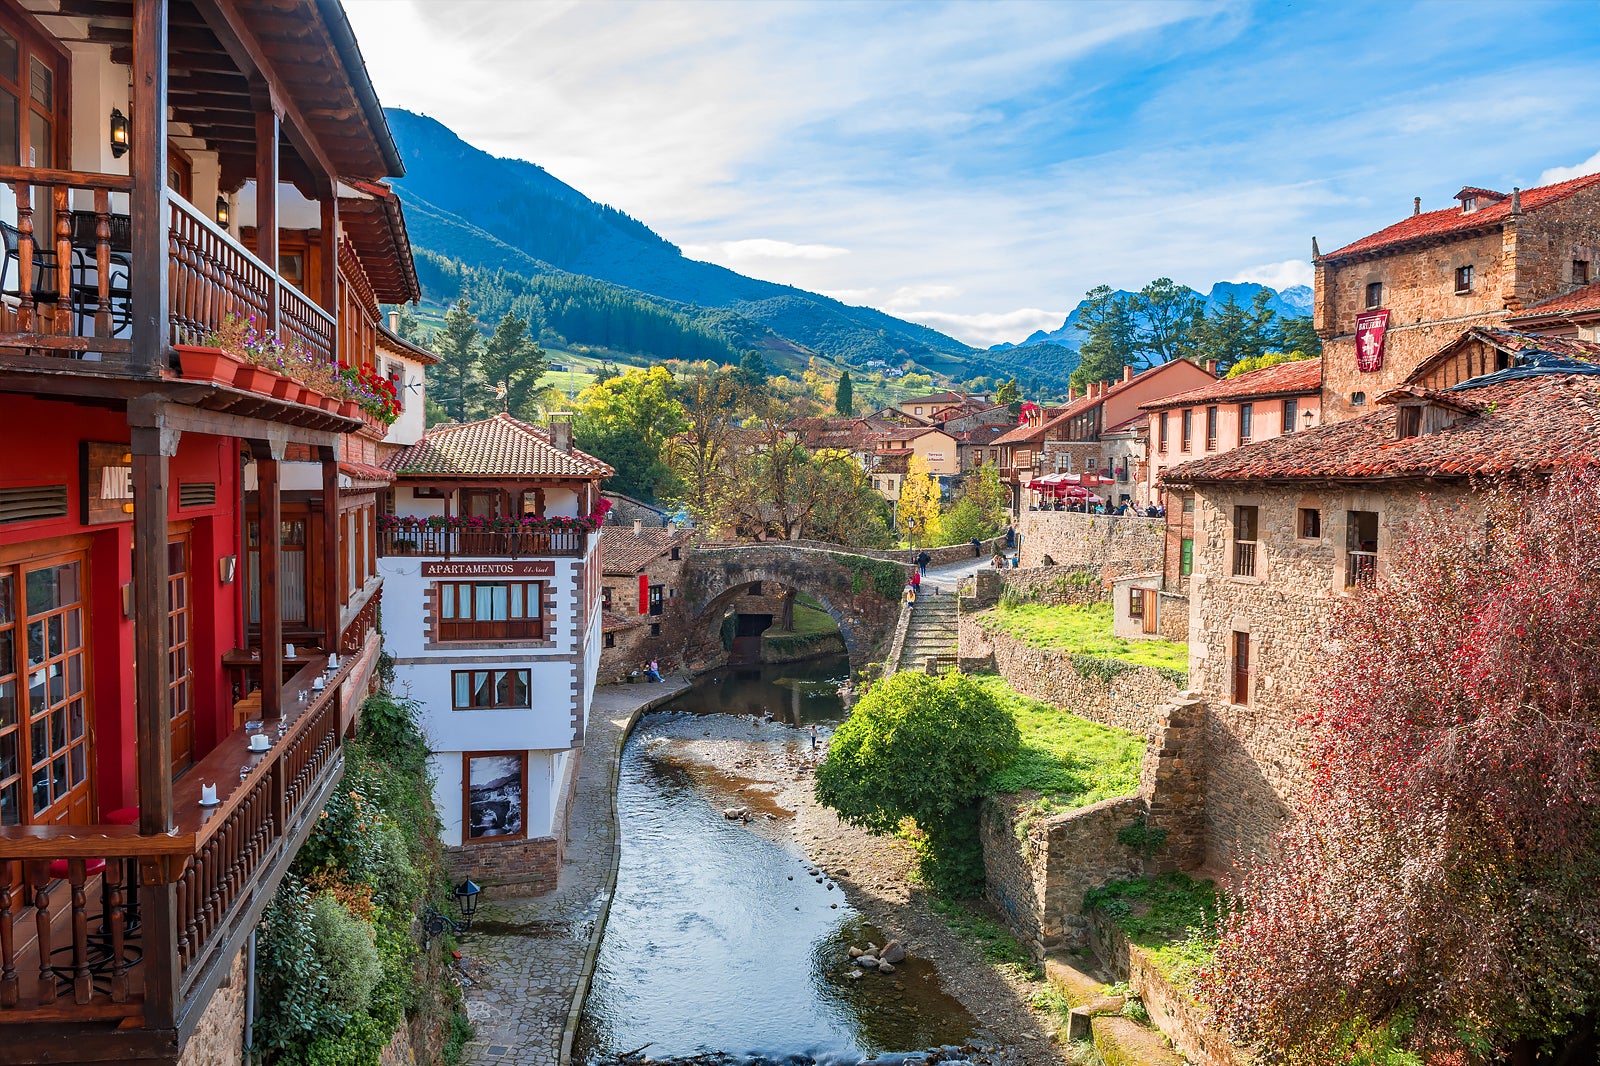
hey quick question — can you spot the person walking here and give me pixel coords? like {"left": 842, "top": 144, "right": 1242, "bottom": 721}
{"left": 1005, "top": 524, "right": 1015, "bottom": 548}
{"left": 916, "top": 550, "right": 931, "bottom": 575}
{"left": 808, "top": 724, "right": 819, "bottom": 751}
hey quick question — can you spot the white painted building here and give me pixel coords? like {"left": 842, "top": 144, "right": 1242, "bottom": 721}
{"left": 378, "top": 413, "right": 612, "bottom": 890}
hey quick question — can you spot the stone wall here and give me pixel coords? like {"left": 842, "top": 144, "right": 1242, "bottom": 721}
{"left": 981, "top": 795, "right": 1145, "bottom": 959}
{"left": 1185, "top": 479, "right": 1477, "bottom": 867}
{"left": 996, "top": 566, "right": 1106, "bottom": 606}
{"left": 1138, "top": 696, "right": 1208, "bottom": 871}
{"left": 1089, "top": 912, "right": 1252, "bottom": 1066}
{"left": 1018, "top": 510, "right": 1165, "bottom": 579}
{"left": 959, "top": 614, "right": 1181, "bottom": 737}
{"left": 176, "top": 948, "right": 247, "bottom": 1066}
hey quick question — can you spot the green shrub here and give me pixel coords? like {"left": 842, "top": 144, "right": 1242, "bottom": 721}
{"left": 371, "top": 824, "right": 420, "bottom": 910}
{"left": 254, "top": 874, "right": 341, "bottom": 1051}
{"left": 816, "top": 671, "right": 1020, "bottom": 895}
{"left": 310, "top": 892, "right": 382, "bottom": 1018}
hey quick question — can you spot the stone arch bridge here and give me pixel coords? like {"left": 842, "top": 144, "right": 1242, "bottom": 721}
{"left": 683, "top": 544, "right": 911, "bottom": 666}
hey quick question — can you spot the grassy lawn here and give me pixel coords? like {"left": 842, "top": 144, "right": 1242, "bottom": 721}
{"left": 983, "top": 601, "right": 1188, "bottom": 674}
{"left": 1084, "top": 873, "right": 1223, "bottom": 989}
{"left": 973, "top": 675, "right": 1144, "bottom": 809}
{"left": 764, "top": 600, "right": 840, "bottom": 637}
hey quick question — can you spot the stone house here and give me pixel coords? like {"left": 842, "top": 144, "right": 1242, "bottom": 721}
{"left": 598, "top": 522, "right": 696, "bottom": 682}
{"left": 1509, "top": 278, "right": 1600, "bottom": 340}
{"left": 897, "top": 390, "right": 979, "bottom": 420}
{"left": 867, "top": 425, "right": 960, "bottom": 501}
{"left": 1314, "top": 173, "right": 1600, "bottom": 423}
{"left": 1161, "top": 352, "right": 1600, "bottom": 868}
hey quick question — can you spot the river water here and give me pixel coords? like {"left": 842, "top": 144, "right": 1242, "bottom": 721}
{"left": 574, "top": 656, "right": 977, "bottom": 1064}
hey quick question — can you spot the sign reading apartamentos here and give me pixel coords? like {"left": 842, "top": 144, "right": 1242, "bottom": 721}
{"left": 421, "top": 561, "right": 556, "bottom": 578}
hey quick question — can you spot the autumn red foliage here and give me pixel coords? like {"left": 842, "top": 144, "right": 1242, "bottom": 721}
{"left": 1199, "top": 468, "right": 1600, "bottom": 1063}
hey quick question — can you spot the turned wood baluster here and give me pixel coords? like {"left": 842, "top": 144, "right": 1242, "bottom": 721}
{"left": 52, "top": 186, "right": 70, "bottom": 338}
{"left": 175, "top": 873, "right": 191, "bottom": 970}
{"left": 94, "top": 188, "right": 112, "bottom": 340}
{"left": 0, "top": 861, "right": 16, "bottom": 1008}
{"left": 30, "top": 861, "right": 52, "bottom": 1002}
{"left": 184, "top": 853, "right": 203, "bottom": 964}
{"left": 107, "top": 859, "right": 128, "bottom": 1003}
{"left": 15, "top": 182, "right": 35, "bottom": 331}
{"left": 69, "top": 858, "right": 89, "bottom": 1004}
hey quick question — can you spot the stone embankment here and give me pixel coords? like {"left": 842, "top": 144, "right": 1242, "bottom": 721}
{"left": 1017, "top": 510, "right": 1164, "bottom": 577}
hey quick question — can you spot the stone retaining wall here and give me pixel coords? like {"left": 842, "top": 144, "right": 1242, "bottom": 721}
{"left": 1089, "top": 912, "right": 1253, "bottom": 1066}
{"left": 959, "top": 613, "right": 1182, "bottom": 736}
{"left": 998, "top": 566, "right": 1107, "bottom": 606}
{"left": 1018, "top": 511, "right": 1164, "bottom": 577}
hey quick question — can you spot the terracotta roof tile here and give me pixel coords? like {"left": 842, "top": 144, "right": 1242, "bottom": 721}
{"left": 1163, "top": 369, "right": 1600, "bottom": 485}
{"left": 1141, "top": 359, "right": 1321, "bottom": 411}
{"left": 994, "top": 361, "right": 1209, "bottom": 445}
{"left": 386, "top": 413, "right": 612, "bottom": 479}
{"left": 1322, "top": 173, "right": 1600, "bottom": 261}
{"left": 339, "top": 460, "right": 395, "bottom": 486}
{"left": 1510, "top": 281, "right": 1600, "bottom": 320}
{"left": 599, "top": 526, "right": 692, "bottom": 575}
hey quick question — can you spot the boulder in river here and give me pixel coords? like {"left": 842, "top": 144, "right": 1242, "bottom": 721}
{"left": 849, "top": 947, "right": 863, "bottom": 958}
{"left": 878, "top": 961, "right": 896, "bottom": 974}
{"left": 881, "top": 939, "right": 906, "bottom": 964}
{"left": 723, "top": 808, "right": 745, "bottom": 819}
{"left": 857, "top": 955, "right": 879, "bottom": 970}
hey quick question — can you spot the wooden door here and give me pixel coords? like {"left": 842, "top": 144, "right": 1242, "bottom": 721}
{"left": 10, "top": 556, "right": 91, "bottom": 825}
{"left": 167, "top": 535, "right": 193, "bottom": 775}
{"left": 1140, "top": 589, "right": 1158, "bottom": 635}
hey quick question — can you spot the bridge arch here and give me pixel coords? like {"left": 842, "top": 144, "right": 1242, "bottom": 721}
{"left": 683, "top": 546, "right": 909, "bottom": 667}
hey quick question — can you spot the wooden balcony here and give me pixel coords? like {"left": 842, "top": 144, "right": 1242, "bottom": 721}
{"left": 379, "top": 526, "right": 589, "bottom": 559}
{"left": 0, "top": 168, "right": 334, "bottom": 375}
{"left": 0, "top": 653, "right": 352, "bottom": 1052}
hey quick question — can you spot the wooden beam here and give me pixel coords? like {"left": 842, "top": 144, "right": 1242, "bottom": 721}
{"left": 257, "top": 454, "right": 283, "bottom": 721}
{"left": 255, "top": 107, "right": 279, "bottom": 340}
{"left": 190, "top": 0, "right": 339, "bottom": 195}
{"left": 319, "top": 196, "right": 338, "bottom": 314}
{"left": 321, "top": 449, "right": 340, "bottom": 649}
{"left": 129, "top": 0, "right": 168, "bottom": 376}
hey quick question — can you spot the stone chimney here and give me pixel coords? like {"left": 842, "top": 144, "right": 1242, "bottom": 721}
{"left": 633, "top": 519, "right": 644, "bottom": 536}
{"left": 387, "top": 309, "right": 401, "bottom": 332}
{"left": 1413, "top": 197, "right": 1421, "bottom": 216}
{"left": 1205, "top": 359, "right": 1219, "bottom": 377}
{"left": 549, "top": 412, "right": 573, "bottom": 453}
{"left": 1122, "top": 365, "right": 1133, "bottom": 383}
{"left": 667, "top": 520, "right": 678, "bottom": 535}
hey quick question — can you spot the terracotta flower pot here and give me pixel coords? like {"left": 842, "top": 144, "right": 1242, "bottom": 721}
{"left": 235, "top": 365, "right": 275, "bottom": 394}
{"left": 175, "top": 345, "right": 241, "bottom": 386}
{"left": 271, "top": 374, "right": 299, "bottom": 401}
{"left": 320, "top": 394, "right": 341, "bottom": 413}
{"left": 339, "top": 400, "right": 361, "bottom": 419}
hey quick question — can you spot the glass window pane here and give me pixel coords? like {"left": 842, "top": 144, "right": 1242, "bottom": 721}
{"left": 0, "top": 88, "right": 16, "bottom": 168}
{"left": 0, "top": 732, "right": 14, "bottom": 779}
{"left": 441, "top": 585, "right": 455, "bottom": 620}
{"left": 509, "top": 584, "right": 523, "bottom": 617}
{"left": 168, "top": 541, "right": 186, "bottom": 574}
{"left": 47, "top": 664, "right": 62, "bottom": 705}
{"left": 0, "top": 631, "right": 10, "bottom": 674}
{"left": 65, "top": 610, "right": 79, "bottom": 651}
{"left": 507, "top": 671, "right": 528, "bottom": 707}
{"left": 50, "top": 754, "right": 66, "bottom": 798}
{"left": 49, "top": 708, "right": 63, "bottom": 752}
{"left": 0, "top": 573, "right": 12, "bottom": 625}
{"left": 0, "top": 781, "right": 17, "bottom": 825}
{"left": 69, "top": 745, "right": 84, "bottom": 786}
{"left": 0, "top": 679, "right": 12, "bottom": 728}
{"left": 28, "top": 668, "right": 43, "bottom": 710}
{"left": 26, "top": 621, "right": 42, "bottom": 667}
{"left": 59, "top": 563, "right": 78, "bottom": 605}
{"left": 29, "top": 717, "right": 45, "bottom": 764}
{"left": 27, "top": 56, "right": 50, "bottom": 109}
{"left": 454, "top": 672, "right": 469, "bottom": 708}
{"left": 32, "top": 764, "right": 49, "bottom": 810}
{"left": 69, "top": 699, "right": 82, "bottom": 741}
{"left": 26, "top": 567, "right": 57, "bottom": 613}
{"left": 47, "top": 615, "right": 61, "bottom": 657}
{"left": 0, "top": 29, "right": 17, "bottom": 82}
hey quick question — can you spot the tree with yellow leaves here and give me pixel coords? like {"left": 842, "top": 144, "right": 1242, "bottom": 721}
{"left": 897, "top": 454, "right": 943, "bottom": 546}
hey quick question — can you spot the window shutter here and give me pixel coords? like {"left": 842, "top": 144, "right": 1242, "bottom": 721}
{"left": 0, "top": 484, "right": 68, "bottom": 524}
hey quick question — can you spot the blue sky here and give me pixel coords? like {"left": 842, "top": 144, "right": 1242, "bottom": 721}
{"left": 345, "top": 0, "right": 1600, "bottom": 347}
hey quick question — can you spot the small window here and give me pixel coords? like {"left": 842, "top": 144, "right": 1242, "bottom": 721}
{"left": 1299, "top": 508, "right": 1321, "bottom": 539}
{"left": 1128, "top": 588, "right": 1145, "bottom": 620}
{"left": 648, "top": 586, "right": 664, "bottom": 616}
{"left": 1232, "top": 632, "right": 1251, "bottom": 706}
{"left": 1239, "top": 403, "right": 1254, "bottom": 444}
{"left": 1232, "top": 505, "right": 1259, "bottom": 578}
{"left": 601, "top": 586, "right": 612, "bottom": 610}
{"left": 670, "top": 545, "right": 681, "bottom": 561}
{"left": 437, "top": 581, "right": 544, "bottom": 641}
{"left": 1351, "top": 391, "right": 1367, "bottom": 406}
{"left": 650, "top": 622, "right": 661, "bottom": 637}
{"left": 1182, "top": 494, "right": 1195, "bottom": 514}
{"left": 1180, "top": 409, "right": 1193, "bottom": 451}
{"left": 1365, "top": 281, "right": 1383, "bottom": 309}
{"left": 1398, "top": 406, "right": 1422, "bottom": 438}
{"left": 604, "top": 632, "right": 615, "bottom": 648}
{"left": 1346, "top": 510, "right": 1379, "bottom": 588}
{"left": 1179, "top": 537, "right": 1193, "bottom": 576}
{"left": 1158, "top": 412, "right": 1169, "bottom": 452}
{"left": 452, "top": 669, "right": 532, "bottom": 710}
{"left": 1283, "top": 398, "right": 1299, "bottom": 434}
{"left": 1205, "top": 406, "right": 1219, "bottom": 451}
{"left": 1574, "top": 259, "right": 1591, "bottom": 286}
{"left": 1454, "top": 265, "right": 1474, "bottom": 294}
{"left": 748, "top": 581, "right": 762, "bottom": 596}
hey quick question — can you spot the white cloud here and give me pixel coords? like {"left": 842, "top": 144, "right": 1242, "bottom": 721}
{"left": 1540, "top": 149, "right": 1600, "bottom": 185}
{"left": 897, "top": 307, "right": 1069, "bottom": 349}
{"left": 1228, "top": 260, "right": 1314, "bottom": 290}
{"left": 681, "top": 239, "right": 850, "bottom": 263}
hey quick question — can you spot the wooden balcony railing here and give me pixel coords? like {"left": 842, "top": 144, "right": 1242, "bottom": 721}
{"left": 0, "top": 167, "right": 336, "bottom": 371}
{"left": 378, "top": 526, "right": 589, "bottom": 558}
{"left": 0, "top": 655, "right": 349, "bottom": 1029}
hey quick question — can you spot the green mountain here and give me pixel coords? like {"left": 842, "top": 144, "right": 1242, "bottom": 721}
{"left": 386, "top": 108, "right": 1017, "bottom": 378}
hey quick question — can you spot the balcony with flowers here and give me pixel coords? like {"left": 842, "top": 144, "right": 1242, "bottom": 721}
{"left": 378, "top": 498, "right": 611, "bottom": 559}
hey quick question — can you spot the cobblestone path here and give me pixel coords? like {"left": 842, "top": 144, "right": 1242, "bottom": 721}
{"left": 460, "top": 679, "right": 690, "bottom": 1066}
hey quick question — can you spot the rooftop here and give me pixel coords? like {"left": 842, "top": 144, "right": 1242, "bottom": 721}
{"left": 1162, "top": 361, "right": 1600, "bottom": 486}
{"left": 600, "top": 525, "right": 693, "bottom": 575}
{"left": 994, "top": 360, "right": 1209, "bottom": 446}
{"left": 1320, "top": 173, "right": 1600, "bottom": 261}
{"left": 1510, "top": 280, "right": 1600, "bottom": 322}
{"left": 1140, "top": 358, "right": 1322, "bottom": 411}
{"left": 386, "top": 413, "right": 613, "bottom": 479}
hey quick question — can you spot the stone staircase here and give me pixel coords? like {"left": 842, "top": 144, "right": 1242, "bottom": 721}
{"left": 895, "top": 587, "right": 960, "bottom": 674}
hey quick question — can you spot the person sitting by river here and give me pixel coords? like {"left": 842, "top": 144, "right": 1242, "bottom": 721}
{"left": 646, "top": 659, "right": 663, "bottom": 682}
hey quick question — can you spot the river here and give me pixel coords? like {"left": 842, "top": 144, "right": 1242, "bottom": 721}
{"left": 574, "top": 655, "right": 978, "bottom": 1064}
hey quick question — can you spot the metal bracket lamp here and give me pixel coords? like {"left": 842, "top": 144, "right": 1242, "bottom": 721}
{"left": 109, "top": 108, "right": 130, "bottom": 159}
{"left": 421, "top": 879, "right": 482, "bottom": 945}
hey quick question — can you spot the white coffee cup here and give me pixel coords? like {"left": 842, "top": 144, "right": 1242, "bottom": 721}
{"left": 249, "top": 734, "right": 270, "bottom": 753}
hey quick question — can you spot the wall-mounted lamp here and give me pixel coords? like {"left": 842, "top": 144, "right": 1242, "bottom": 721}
{"left": 219, "top": 555, "right": 238, "bottom": 584}
{"left": 109, "top": 108, "right": 130, "bottom": 159}
{"left": 215, "top": 196, "right": 230, "bottom": 229}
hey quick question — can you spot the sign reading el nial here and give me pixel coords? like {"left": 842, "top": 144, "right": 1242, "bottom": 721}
{"left": 421, "top": 561, "right": 556, "bottom": 578}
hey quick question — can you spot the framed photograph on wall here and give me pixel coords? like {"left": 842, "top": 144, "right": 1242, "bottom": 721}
{"left": 463, "top": 752, "right": 527, "bottom": 840}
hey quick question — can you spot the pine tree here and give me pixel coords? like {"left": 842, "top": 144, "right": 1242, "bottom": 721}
{"left": 1069, "top": 286, "right": 1138, "bottom": 391}
{"left": 430, "top": 298, "right": 486, "bottom": 423}
{"left": 835, "top": 370, "right": 855, "bottom": 417}
{"left": 736, "top": 349, "right": 769, "bottom": 394}
{"left": 480, "top": 313, "right": 549, "bottom": 416}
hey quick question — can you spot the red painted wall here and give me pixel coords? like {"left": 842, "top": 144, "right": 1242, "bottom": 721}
{"left": 0, "top": 398, "right": 243, "bottom": 816}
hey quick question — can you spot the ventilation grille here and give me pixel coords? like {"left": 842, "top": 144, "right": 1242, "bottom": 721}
{"left": 179, "top": 482, "right": 217, "bottom": 508}
{"left": 0, "top": 484, "right": 69, "bottom": 525}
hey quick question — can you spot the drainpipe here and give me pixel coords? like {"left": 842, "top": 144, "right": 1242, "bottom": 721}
{"left": 243, "top": 929, "right": 257, "bottom": 1060}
